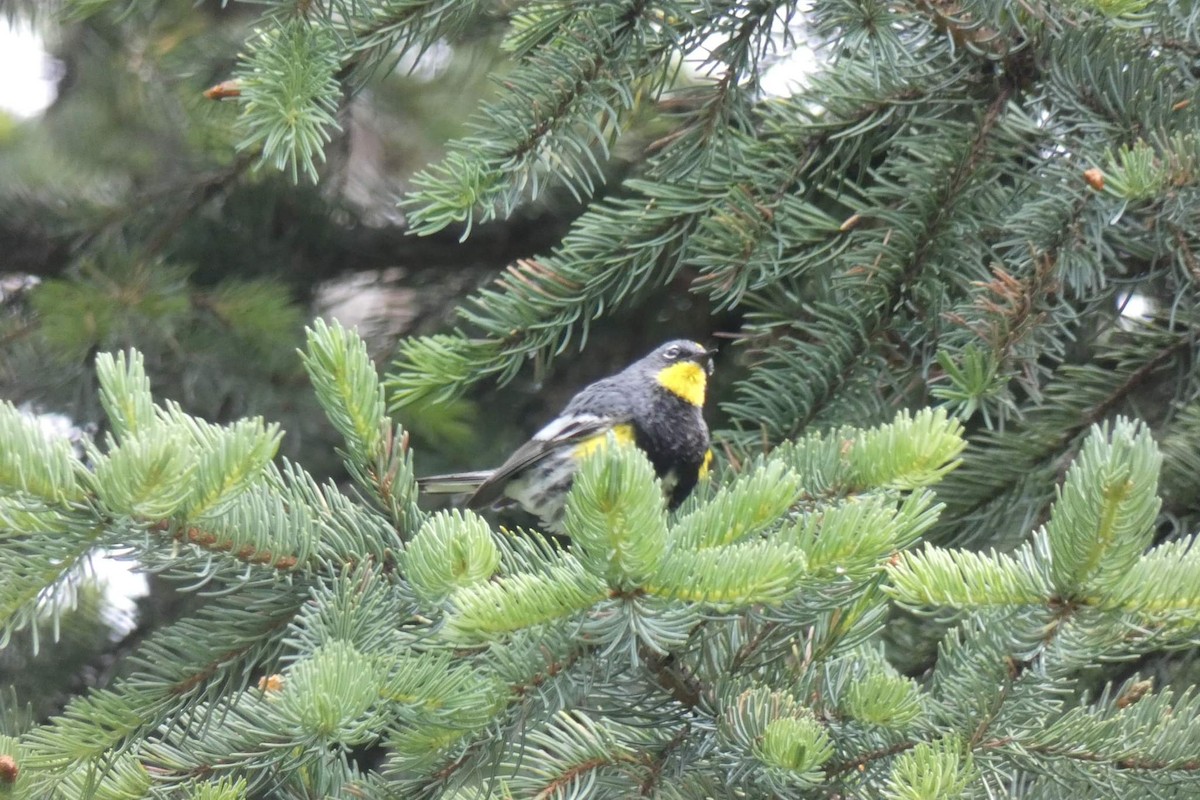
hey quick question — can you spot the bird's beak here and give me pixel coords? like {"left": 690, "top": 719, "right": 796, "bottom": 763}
{"left": 700, "top": 347, "right": 717, "bottom": 375}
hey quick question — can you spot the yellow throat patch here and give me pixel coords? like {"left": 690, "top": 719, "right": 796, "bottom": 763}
{"left": 656, "top": 361, "right": 707, "bottom": 407}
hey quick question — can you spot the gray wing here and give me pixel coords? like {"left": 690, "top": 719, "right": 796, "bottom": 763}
{"left": 467, "top": 407, "right": 627, "bottom": 510}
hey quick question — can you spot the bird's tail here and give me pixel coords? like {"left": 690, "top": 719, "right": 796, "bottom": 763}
{"left": 416, "top": 470, "right": 494, "bottom": 496}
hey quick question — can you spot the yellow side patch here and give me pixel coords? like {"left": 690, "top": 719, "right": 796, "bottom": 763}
{"left": 698, "top": 448, "right": 714, "bottom": 480}
{"left": 656, "top": 362, "right": 706, "bottom": 407}
{"left": 573, "top": 423, "right": 636, "bottom": 458}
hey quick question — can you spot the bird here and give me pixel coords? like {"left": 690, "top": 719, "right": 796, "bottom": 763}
{"left": 417, "top": 339, "right": 715, "bottom": 534}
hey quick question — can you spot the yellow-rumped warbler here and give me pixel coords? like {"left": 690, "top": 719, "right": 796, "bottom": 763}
{"left": 418, "top": 340, "right": 715, "bottom": 533}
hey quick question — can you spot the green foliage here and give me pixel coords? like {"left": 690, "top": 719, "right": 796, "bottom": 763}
{"left": 766, "top": 408, "right": 967, "bottom": 499}
{"left": 650, "top": 538, "right": 808, "bottom": 608}
{"left": 1028, "top": 683, "right": 1200, "bottom": 769}
{"left": 92, "top": 427, "right": 197, "bottom": 518}
{"left": 186, "top": 777, "right": 248, "bottom": 800}
{"left": 668, "top": 459, "right": 802, "bottom": 549}
{"left": 1044, "top": 419, "right": 1161, "bottom": 595}
{"left": 790, "top": 490, "right": 941, "bottom": 579}
{"left": 303, "top": 318, "right": 419, "bottom": 532}
{"left": 94, "top": 351, "right": 154, "bottom": 442}
{"left": 6, "top": 0, "right": 1200, "bottom": 795}
{"left": 564, "top": 438, "right": 669, "bottom": 587}
{"left": 0, "top": 332, "right": 980, "bottom": 796}
{"left": 881, "top": 421, "right": 1200, "bottom": 793}
{"left": 1099, "top": 538, "right": 1200, "bottom": 622}
{"left": 8, "top": 321, "right": 1200, "bottom": 796}
{"left": 204, "top": 279, "right": 307, "bottom": 367}
{"left": 889, "top": 539, "right": 1053, "bottom": 608}
{"left": 404, "top": 510, "right": 500, "bottom": 604}
{"left": 3, "top": 259, "right": 310, "bottom": 466}
{"left": 844, "top": 670, "right": 924, "bottom": 728}
{"left": 847, "top": 408, "right": 968, "bottom": 491}
{"left": 882, "top": 738, "right": 975, "bottom": 800}
{"left": 235, "top": 20, "right": 342, "bottom": 184}
{"left": 30, "top": 264, "right": 190, "bottom": 363}
{"left": 89, "top": 373, "right": 283, "bottom": 521}
{"left": 442, "top": 557, "right": 609, "bottom": 643}
{"left": 0, "top": 584, "right": 115, "bottom": 720}
{"left": 404, "top": 2, "right": 673, "bottom": 234}
{"left": 890, "top": 421, "right": 1182, "bottom": 621}
{"left": 931, "top": 344, "right": 1008, "bottom": 424}
{"left": 0, "top": 403, "right": 81, "bottom": 504}
{"left": 718, "top": 687, "right": 833, "bottom": 792}
{"left": 278, "top": 642, "right": 386, "bottom": 743}
{"left": 50, "top": 752, "right": 152, "bottom": 800}
{"left": 0, "top": 734, "right": 28, "bottom": 798}
{"left": 301, "top": 319, "right": 387, "bottom": 464}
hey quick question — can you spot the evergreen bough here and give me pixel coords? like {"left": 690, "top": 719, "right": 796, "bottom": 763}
{"left": 3, "top": 0, "right": 1200, "bottom": 797}
{"left": 0, "top": 323, "right": 1196, "bottom": 797}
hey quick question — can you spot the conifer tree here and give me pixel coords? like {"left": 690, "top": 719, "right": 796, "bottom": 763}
{"left": 2, "top": 0, "right": 1200, "bottom": 798}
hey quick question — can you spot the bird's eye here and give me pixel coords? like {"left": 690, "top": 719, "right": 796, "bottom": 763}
{"left": 663, "top": 345, "right": 681, "bottom": 360}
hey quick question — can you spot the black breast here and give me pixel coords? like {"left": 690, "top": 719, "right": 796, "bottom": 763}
{"left": 633, "top": 390, "right": 710, "bottom": 508}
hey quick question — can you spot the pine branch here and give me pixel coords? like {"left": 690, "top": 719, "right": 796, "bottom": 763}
{"left": 1160, "top": 400, "right": 1200, "bottom": 516}
{"left": 1000, "top": 686, "right": 1200, "bottom": 772}
{"left": 935, "top": 326, "right": 1195, "bottom": 545}
{"left": 888, "top": 539, "right": 1052, "bottom": 609}
{"left": 386, "top": 205, "right": 698, "bottom": 405}
{"left": 646, "top": 1, "right": 798, "bottom": 178}
{"left": 233, "top": 19, "right": 343, "bottom": 184}
{"left": 933, "top": 250, "right": 1065, "bottom": 424}
{"left": 826, "top": 740, "right": 919, "bottom": 779}
{"left": 723, "top": 85, "right": 1024, "bottom": 444}
{"left": 302, "top": 319, "right": 420, "bottom": 535}
{"left": 147, "top": 520, "right": 300, "bottom": 572}
{"left": 12, "top": 4, "right": 1200, "bottom": 795}
{"left": 0, "top": 521, "right": 105, "bottom": 656}
{"left": 340, "top": 0, "right": 496, "bottom": 74}
{"left": 1002, "top": 741, "right": 1200, "bottom": 771}
{"left": 1091, "top": 537, "right": 1200, "bottom": 622}
{"left": 636, "top": 723, "right": 692, "bottom": 796}
{"left": 388, "top": 77, "right": 936, "bottom": 407}
{"left": 566, "top": 443, "right": 670, "bottom": 589}
{"left": 21, "top": 582, "right": 305, "bottom": 780}
{"left": 1044, "top": 418, "right": 1161, "bottom": 596}
{"left": 404, "top": 509, "right": 499, "bottom": 604}
{"left": 0, "top": 402, "right": 84, "bottom": 504}
{"left": 403, "top": 0, "right": 666, "bottom": 233}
